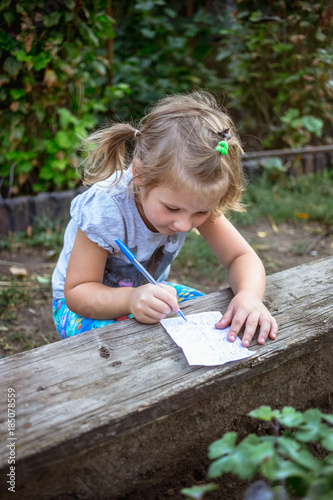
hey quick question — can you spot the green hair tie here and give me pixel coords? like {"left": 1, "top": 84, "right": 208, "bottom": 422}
{"left": 216, "top": 141, "right": 228, "bottom": 155}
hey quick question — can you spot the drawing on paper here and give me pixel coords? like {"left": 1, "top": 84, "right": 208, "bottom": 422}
{"left": 160, "top": 311, "right": 256, "bottom": 366}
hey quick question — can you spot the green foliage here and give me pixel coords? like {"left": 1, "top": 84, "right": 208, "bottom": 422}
{"left": 170, "top": 230, "right": 227, "bottom": 291}
{"left": 0, "top": 277, "right": 30, "bottom": 322}
{"left": 2, "top": 0, "right": 333, "bottom": 197}
{"left": 0, "top": 0, "right": 225, "bottom": 196}
{"left": 230, "top": 169, "right": 333, "bottom": 227}
{"left": 0, "top": 0, "right": 129, "bottom": 196}
{"left": 181, "top": 483, "right": 218, "bottom": 500}
{"left": 182, "top": 406, "right": 333, "bottom": 500}
{"left": 217, "top": 1, "right": 333, "bottom": 148}
{"left": 111, "top": 1, "right": 223, "bottom": 120}
{"left": 0, "top": 216, "right": 66, "bottom": 255}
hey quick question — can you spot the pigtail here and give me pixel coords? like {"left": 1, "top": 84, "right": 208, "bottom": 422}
{"left": 78, "top": 123, "right": 137, "bottom": 186}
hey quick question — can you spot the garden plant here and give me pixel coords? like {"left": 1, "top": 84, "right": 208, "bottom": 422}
{"left": 1, "top": 1, "right": 332, "bottom": 197}
{"left": 182, "top": 406, "right": 333, "bottom": 500}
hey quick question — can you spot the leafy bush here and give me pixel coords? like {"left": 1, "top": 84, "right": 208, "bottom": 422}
{"left": 0, "top": 0, "right": 129, "bottom": 196}
{"left": 1, "top": 1, "right": 333, "bottom": 197}
{"left": 182, "top": 406, "right": 333, "bottom": 500}
{"left": 217, "top": 1, "right": 333, "bottom": 149}
{"left": 110, "top": 1, "right": 224, "bottom": 121}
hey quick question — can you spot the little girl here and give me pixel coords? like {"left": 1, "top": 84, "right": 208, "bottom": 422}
{"left": 52, "top": 91, "right": 278, "bottom": 346}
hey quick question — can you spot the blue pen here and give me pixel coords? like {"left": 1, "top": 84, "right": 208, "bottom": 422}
{"left": 115, "top": 239, "right": 187, "bottom": 322}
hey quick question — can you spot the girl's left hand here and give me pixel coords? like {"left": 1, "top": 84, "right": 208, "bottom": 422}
{"left": 215, "top": 290, "right": 278, "bottom": 347}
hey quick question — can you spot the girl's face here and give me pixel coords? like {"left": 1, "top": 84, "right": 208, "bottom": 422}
{"left": 135, "top": 184, "right": 219, "bottom": 235}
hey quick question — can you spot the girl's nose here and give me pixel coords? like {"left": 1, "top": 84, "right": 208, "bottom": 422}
{"left": 174, "top": 216, "right": 192, "bottom": 232}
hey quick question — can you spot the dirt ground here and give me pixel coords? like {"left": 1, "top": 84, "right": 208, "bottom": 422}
{"left": 1, "top": 218, "right": 333, "bottom": 499}
{"left": 1, "top": 218, "right": 332, "bottom": 359}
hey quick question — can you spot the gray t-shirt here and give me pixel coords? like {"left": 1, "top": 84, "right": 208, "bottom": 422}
{"left": 52, "top": 168, "right": 187, "bottom": 299}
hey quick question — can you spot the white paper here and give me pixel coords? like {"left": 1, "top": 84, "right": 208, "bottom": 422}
{"left": 160, "top": 311, "right": 256, "bottom": 366}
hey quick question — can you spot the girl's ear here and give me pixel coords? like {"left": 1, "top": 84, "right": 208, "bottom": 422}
{"left": 132, "top": 158, "right": 142, "bottom": 182}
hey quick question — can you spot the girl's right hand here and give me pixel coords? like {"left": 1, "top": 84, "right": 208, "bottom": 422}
{"left": 129, "top": 283, "right": 180, "bottom": 324}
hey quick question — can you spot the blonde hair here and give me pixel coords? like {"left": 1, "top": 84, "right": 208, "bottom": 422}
{"left": 79, "top": 91, "right": 245, "bottom": 215}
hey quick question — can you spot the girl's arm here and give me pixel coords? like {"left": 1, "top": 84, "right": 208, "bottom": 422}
{"left": 198, "top": 215, "right": 278, "bottom": 347}
{"left": 64, "top": 228, "right": 180, "bottom": 323}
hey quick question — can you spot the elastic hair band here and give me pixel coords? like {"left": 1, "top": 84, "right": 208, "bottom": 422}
{"left": 216, "top": 141, "right": 228, "bottom": 155}
{"left": 134, "top": 129, "right": 139, "bottom": 137}
{"left": 217, "top": 128, "right": 232, "bottom": 140}
{"left": 216, "top": 128, "right": 231, "bottom": 155}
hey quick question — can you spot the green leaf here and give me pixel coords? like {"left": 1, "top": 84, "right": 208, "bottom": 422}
{"left": 260, "top": 455, "right": 281, "bottom": 481}
{"left": 54, "top": 131, "right": 73, "bottom": 149}
{"left": 12, "top": 50, "right": 33, "bottom": 62}
{"left": 43, "top": 12, "right": 61, "bottom": 27}
{"left": 164, "top": 8, "right": 177, "bottom": 18}
{"left": 17, "top": 161, "right": 34, "bottom": 174}
{"left": 315, "top": 29, "right": 326, "bottom": 42}
{"left": 278, "top": 437, "right": 321, "bottom": 471}
{"left": 50, "top": 159, "right": 68, "bottom": 171}
{"left": 0, "top": 0, "right": 11, "bottom": 12}
{"left": 10, "top": 125, "right": 25, "bottom": 141}
{"left": 135, "top": 1, "right": 157, "bottom": 12}
{"left": 320, "top": 424, "right": 333, "bottom": 452}
{"left": 31, "top": 104, "right": 46, "bottom": 123}
{"left": 39, "top": 166, "right": 55, "bottom": 181}
{"left": 216, "top": 49, "right": 232, "bottom": 62}
{"left": 3, "top": 56, "right": 22, "bottom": 77}
{"left": 299, "top": 116, "right": 323, "bottom": 136}
{"left": 277, "top": 407, "right": 304, "bottom": 427}
{"left": 10, "top": 88, "right": 26, "bottom": 100}
{"left": 79, "top": 23, "right": 99, "bottom": 46}
{"left": 230, "top": 444, "right": 258, "bottom": 479}
{"left": 57, "top": 108, "right": 79, "bottom": 128}
{"left": 274, "top": 460, "right": 309, "bottom": 480}
{"left": 295, "top": 409, "right": 322, "bottom": 442}
{"left": 33, "top": 52, "right": 52, "bottom": 71}
{"left": 322, "top": 415, "right": 333, "bottom": 425}
{"left": 167, "top": 36, "right": 186, "bottom": 50}
{"left": 91, "top": 60, "right": 107, "bottom": 76}
{"left": 250, "top": 441, "right": 275, "bottom": 465}
{"left": 96, "top": 14, "right": 116, "bottom": 38}
{"left": 208, "top": 432, "right": 237, "bottom": 459}
{"left": 260, "top": 157, "right": 286, "bottom": 173}
{"left": 249, "top": 406, "right": 280, "bottom": 421}
{"left": 36, "top": 275, "right": 51, "bottom": 284}
{"left": 208, "top": 455, "right": 232, "bottom": 478}
{"left": 181, "top": 483, "right": 218, "bottom": 499}
{"left": 140, "top": 28, "right": 156, "bottom": 39}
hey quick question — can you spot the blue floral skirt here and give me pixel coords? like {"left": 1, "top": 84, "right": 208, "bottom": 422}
{"left": 53, "top": 281, "right": 204, "bottom": 339}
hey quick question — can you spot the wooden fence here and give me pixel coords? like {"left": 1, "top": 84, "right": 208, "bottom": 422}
{"left": 1, "top": 145, "right": 332, "bottom": 235}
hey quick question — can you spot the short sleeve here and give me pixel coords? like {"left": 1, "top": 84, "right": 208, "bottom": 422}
{"left": 70, "top": 186, "right": 124, "bottom": 252}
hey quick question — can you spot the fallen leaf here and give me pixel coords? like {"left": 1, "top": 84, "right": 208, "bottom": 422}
{"left": 36, "top": 275, "right": 51, "bottom": 284}
{"left": 295, "top": 212, "right": 309, "bottom": 219}
{"left": 256, "top": 231, "right": 267, "bottom": 238}
{"left": 4, "top": 343, "right": 19, "bottom": 351}
{"left": 9, "top": 266, "right": 28, "bottom": 278}
{"left": 10, "top": 101, "right": 19, "bottom": 112}
{"left": 43, "top": 69, "right": 58, "bottom": 88}
{"left": 252, "top": 244, "right": 270, "bottom": 251}
{"left": 267, "top": 214, "right": 279, "bottom": 234}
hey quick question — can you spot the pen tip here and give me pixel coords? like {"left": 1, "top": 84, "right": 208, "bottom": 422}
{"left": 178, "top": 309, "right": 187, "bottom": 322}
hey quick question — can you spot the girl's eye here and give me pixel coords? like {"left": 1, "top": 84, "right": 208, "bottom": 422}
{"left": 165, "top": 206, "right": 179, "bottom": 212}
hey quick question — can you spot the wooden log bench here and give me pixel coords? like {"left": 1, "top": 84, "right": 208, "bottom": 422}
{"left": 1, "top": 257, "right": 333, "bottom": 499}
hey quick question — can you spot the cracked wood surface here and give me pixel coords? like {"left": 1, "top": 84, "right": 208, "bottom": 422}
{"left": 0, "top": 257, "right": 332, "bottom": 487}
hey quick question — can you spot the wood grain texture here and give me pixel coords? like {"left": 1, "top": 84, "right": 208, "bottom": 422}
{"left": 0, "top": 257, "right": 332, "bottom": 497}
